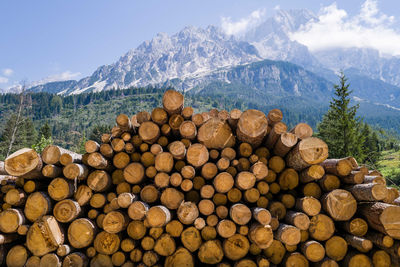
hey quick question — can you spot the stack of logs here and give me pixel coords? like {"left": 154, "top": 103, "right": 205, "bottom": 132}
{"left": 1, "top": 89, "right": 400, "bottom": 267}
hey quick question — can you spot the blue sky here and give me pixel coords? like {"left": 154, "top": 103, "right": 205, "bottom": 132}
{"left": 0, "top": 0, "right": 399, "bottom": 89}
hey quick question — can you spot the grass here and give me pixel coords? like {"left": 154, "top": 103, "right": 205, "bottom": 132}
{"left": 377, "top": 150, "right": 400, "bottom": 188}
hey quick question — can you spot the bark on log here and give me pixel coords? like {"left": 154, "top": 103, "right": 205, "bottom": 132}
{"left": 286, "top": 137, "right": 328, "bottom": 171}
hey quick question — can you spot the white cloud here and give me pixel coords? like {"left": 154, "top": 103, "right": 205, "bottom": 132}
{"left": 0, "top": 77, "right": 8, "bottom": 83}
{"left": 289, "top": 0, "right": 400, "bottom": 56}
{"left": 2, "top": 68, "right": 13, "bottom": 76}
{"left": 31, "top": 71, "right": 81, "bottom": 86}
{"left": 221, "top": 8, "right": 266, "bottom": 36}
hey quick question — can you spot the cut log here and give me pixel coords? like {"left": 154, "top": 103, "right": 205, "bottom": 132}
{"left": 84, "top": 140, "right": 100, "bottom": 153}
{"left": 103, "top": 211, "right": 128, "bottom": 233}
{"left": 93, "top": 231, "right": 120, "bottom": 255}
{"left": 319, "top": 174, "right": 341, "bottom": 192}
{"left": 345, "top": 234, "right": 373, "bottom": 253}
{"left": 24, "top": 191, "right": 51, "bottom": 222}
{"left": 295, "top": 196, "right": 321, "bottom": 216}
{"left": 325, "top": 236, "right": 348, "bottom": 261}
{"left": 138, "top": 121, "right": 160, "bottom": 144}
{"left": 301, "top": 240, "right": 325, "bottom": 262}
{"left": 198, "top": 240, "right": 224, "bottom": 264}
{"left": 177, "top": 201, "right": 199, "bottom": 225}
{"left": 236, "top": 171, "right": 256, "bottom": 190}
{"left": 284, "top": 211, "right": 310, "bottom": 231}
{"left": 283, "top": 252, "right": 308, "bottom": 267}
{"left": 155, "top": 152, "right": 174, "bottom": 173}
{"left": 341, "top": 171, "right": 365, "bottom": 184}
{"left": 146, "top": 205, "right": 171, "bottom": 227}
{"left": 286, "top": 137, "right": 328, "bottom": 171}
{"left": 265, "top": 122, "right": 287, "bottom": 149}
{"left": 308, "top": 214, "right": 335, "bottom": 241}
{"left": 342, "top": 218, "right": 368, "bottom": 237}
{"left": 372, "top": 250, "right": 391, "bottom": 267}
{"left": 162, "top": 90, "right": 184, "bottom": 115}
{"left": 267, "top": 109, "right": 283, "bottom": 125}
{"left": 276, "top": 224, "right": 301, "bottom": 246}
{"left": 321, "top": 189, "right": 357, "bottom": 221}
{"left": 223, "top": 234, "right": 250, "bottom": 261}
{"left": 252, "top": 207, "right": 271, "bottom": 225}
{"left": 74, "top": 185, "right": 92, "bottom": 206}
{"left": 181, "top": 226, "right": 202, "bottom": 252}
{"left": 249, "top": 223, "right": 274, "bottom": 249}
{"left": 236, "top": 109, "right": 269, "bottom": 147}
{"left": 63, "top": 252, "right": 89, "bottom": 267}
{"left": 165, "top": 247, "right": 194, "bottom": 267}
{"left": 68, "top": 218, "right": 96, "bottom": 249}
{"left": 186, "top": 144, "right": 209, "bottom": 167}
{"left": 230, "top": 204, "right": 251, "bottom": 225}
{"left": 358, "top": 202, "right": 400, "bottom": 239}
{"left": 87, "top": 170, "right": 112, "bottom": 192}
{"left": 5, "top": 148, "right": 43, "bottom": 178}
{"left": 346, "top": 183, "right": 387, "bottom": 201}
{"left": 300, "top": 165, "right": 325, "bottom": 183}
{"left": 42, "top": 164, "right": 63, "bottom": 179}
{"left": 197, "top": 118, "right": 235, "bottom": 149}
{"left": 4, "top": 188, "right": 26, "bottom": 206}
{"left": 179, "top": 120, "right": 197, "bottom": 140}
{"left": 26, "top": 215, "right": 64, "bottom": 256}
{"left": 6, "top": 245, "right": 28, "bottom": 267}
{"left": 0, "top": 209, "right": 25, "bottom": 233}
{"left": 273, "top": 132, "right": 298, "bottom": 157}
{"left": 53, "top": 199, "right": 81, "bottom": 223}
{"left": 63, "top": 163, "right": 89, "bottom": 180}
{"left": 123, "top": 163, "right": 144, "bottom": 184}
{"left": 320, "top": 158, "right": 354, "bottom": 177}
{"left": 289, "top": 123, "right": 313, "bottom": 140}
{"left": 0, "top": 161, "right": 6, "bottom": 175}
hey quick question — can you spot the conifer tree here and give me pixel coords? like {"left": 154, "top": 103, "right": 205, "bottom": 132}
{"left": 317, "top": 72, "right": 364, "bottom": 160}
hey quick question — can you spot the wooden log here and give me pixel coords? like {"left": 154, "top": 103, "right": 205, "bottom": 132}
{"left": 4, "top": 188, "right": 26, "bottom": 206}
{"left": 68, "top": 218, "right": 96, "bottom": 249}
{"left": 93, "top": 231, "right": 120, "bottom": 255}
{"left": 26, "top": 215, "right": 63, "bottom": 256}
{"left": 341, "top": 218, "right": 368, "bottom": 237}
{"left": 103, "top": 211, "right": 129, "bottom": 233}
{"left": 198, "top": 240, "right": 224, "bottom": 264}
{"left": 113, "top": 151, "right": 130, "bottom": 169}
{"left": 309, "top": 214, "right": 335, "bottom": 241}
{"left": 365, "top": 231, "right": 394, "bottom": 248}
{"left": 301, "top": 240, "right": 325, "bottom": 262}
{"left": 165, "top": 247, "right": 194, "bottom": 267}
{"left": 341, "top": 171, "right": 365, "bottom": 184}
{"left": 325, "top": 236, "right": 348, "bottom": 261}
{"left": 63, "top": 252, "right": 89, "bottom": 267}
{"left": 236, "top": 109, "right": 269, "bottom": 147}
{"left": 249, "top": 224, "right": 274, "bottom": 249}
{"left": 163, "top": 89, "right": 184, "bottom": 115}
{"left": 319, "top": 174, "right": 340, "bottom": 192}
{"left": 346, "top": 183, "right": 388, "bottom": 201}
{"left": 276, "top": 224, "right": 301, "bottom": 246}
{"left": 299, "top": 165, "right": 325, "bottom": 183}
{"left": 168, "top": 141, "right": 186, "bottom": 160}
{"left": 363, "top": 175, "right": 386, "bottom": 185}
{"left": 267, "top": 109, "right": 283, "bottom": 125}
{"left": 283, "top": 252, "right": 309, "bottom": 267}
{"left": 284, "top": 211, "right": 310, "bottom": 231}
{"left": 230, "top": 204, "right": 251, "bottom": 225}
{"left": 169, "top": 114, "right": 184, "bottom": 133}
{"left": 0, "top": 209, "right": 25, "bottom": 233}
{"left": 177, "top": 201, "right": 199, "bottom": 225}
{"left": 295, "top": 196, "right": 321, "bottom": 216}
{"left": 278, "top": 168, "right": 299, "bottom": 190}
{"left": 140, "top": 185, "right": 159, "bottom": 203}
{"left": 321, "top": 189, "right": 357, "bottom": 221}
{"left": 53, "top": 199, "right": 81, "bottom": 223}
{"left": 179, "top": 121, "right": 197, "bottom": 140}
{"left": 223, "top": 234, "right": 250, "bottom": 261}
{"left": 0, "top": 234, "right": 20, "bottom": 244}
{"left": 265, "top": 122, "right": 287, "bottom": 149}
{"left": 252, "top": 207, "right": 271, "bottom": 225}
{"left": 123, "top": 163, "right": 144, "bottom": 184}
{"left": 286, "top": 137, "right": 328, "bottom": 171}
{"left": 6, "top": 245, "right": 28, "bottom": 267}
{"left": 383, "top": 187, "right": 399, "bottom": 204}
{"left": 63, "top": 163, "right": 89, "bottom": 180}
{"left": 41, "top": 164, "right": 62, "bottom": 178}
{"left": 227, "top": 109, "right": 242, "bottom": 129}
{"left": 74, "top": 185, "right": 92, "bottom": 206}
{"left": 87, "top": 170, "right": 112, "bottom": 192}
{"left": 85, "top": 140, "right": 100, "bottom": 153}
{"left": 343, "top": 251, "right": 372, "bottom": 267}
{"left": 5, "top": 148, "right": 43, "bottom": 178}
{"left": 111, "top": 138, "right": 125, "bottom": 153}
{"left": 197, "top": 118, "right": 235, "bottom": 149}
{"left": 273, "top": 132, "right": 298, "bottom": 157}
{"left": 181, "top": 226, "right": 202, "bottom": 252}
{"left": 24, "top": 191, "right": 51, "bottom": 222}
{"left": 289, "top": 123, "right": 313, "bottom": 140}
{"left": 320, "top": 157, "right": 354, "bottom": 177}
{"left": 146, "top": 205, "right": 171, "bottom": 227}
{"left": 345, "top": 234, "right": 373, "bottom": 253}
{"left": 116, "top": 113, "right": 132, "bottom": 131}
{"left": 358, "top": 202, "right": 400, "bottom": 239}
{"left": 138, "top": 121, "right": 160, "bottom": 144}
{"left": 372, "top": 250, "right": 391, "bottom": 267}
{"left": 263, "top": 239, "right": 286, "bottom": 265}
{"left": 186, "top": 144, "right": 209, "bottom": 167}
{"left": 236, "top": 171, "right": 256, "bottom": 190}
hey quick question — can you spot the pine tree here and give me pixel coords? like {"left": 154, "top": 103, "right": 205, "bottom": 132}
{"left": 317, "top": 72, "right": 364, "bottom": 161}
{"left": 38, "top": 121, "right": 52, "bottom": 140}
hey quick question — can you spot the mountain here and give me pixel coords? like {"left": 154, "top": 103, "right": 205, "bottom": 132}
{"left": 24, "top": 8, "right": 400, "bottom": 112}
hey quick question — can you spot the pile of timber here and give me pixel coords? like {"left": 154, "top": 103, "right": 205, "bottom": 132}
{"left": 0, "top": 89, "right": 400, "bottom": 267}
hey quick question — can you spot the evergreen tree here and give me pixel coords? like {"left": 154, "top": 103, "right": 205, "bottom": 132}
{"left": 317, "top": 72, "right": 364, "bottom": 160}
{"left": 0, "top": 115, "right": 37, "bottom": 158}
{"left": 38, "top": 121, "right": 52, "bottom": 140}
